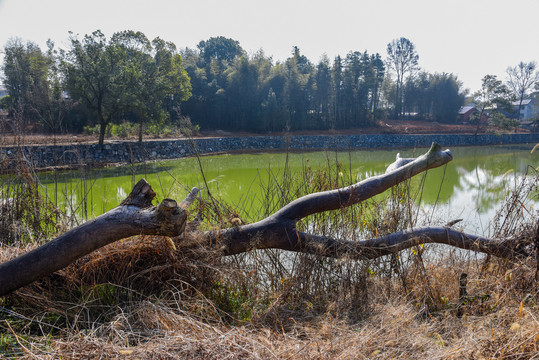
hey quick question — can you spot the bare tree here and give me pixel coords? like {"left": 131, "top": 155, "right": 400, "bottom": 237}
{"left": 386, "top": 38, "right": 419, "bottom": 118}
{"left": 506, "top": 61, "right": 539, "bottom": 122}
{"left": 0, "top": 144, "right": 534, "bottom": 297}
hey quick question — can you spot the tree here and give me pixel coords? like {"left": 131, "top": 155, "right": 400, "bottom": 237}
{"left": 403, "top": 71, "right": 430, "bottom": 118}
{"left": 197, "top": 36, "right": 244, "bottom": 63}
{"left": 366, "top": 53, "right": 385, "bottom": 121}
{"left": 261, "top": 62, "right": 288, "bottom": 132}
{"left": 429, "top": 73, "right": 464, "bottom": 123}
{"left": 283, "top": 47, "right": 313, "bottom": 130}
{"left": 342, "top": 51, "right": 365, "bottom": 127}
{"left": 506, "top": 61, "right": 539, "bottom": 121}
{"left": 471, "top": 75, "right": 511, "bottom": 134}
{"left": 331, "top": 56, "right": 344, "bottom": 129}
{"left": 110, "top": 30, "right": 154, "bottom": 142}
{"left": 62, "top": 30, "right": 126, "bottom": 148}
{"left": 152, "top": 38, "right": 192, "bottom": 128}
{"left": 180, "top": 37, "right": 245, "bottom": 131}
{"left": 1, "top": 38, "right": 74, "bottom": 138}
{"left": 488, "top": 111, "right": 518, "bottom": 131}
{"left": 2, "top": 39, "right": 50, "bottom": 132}
{"left": 314, "top": 55, "right": 331, "bottom": 128}
{"left": 111, "top": 31, "right": 191, "bottom": 142}
{"left": 226, "top": 56, "right": 260, "bottom": 131}
{"left": 0, "top": 144, "right": 535, "bottom": 297}
{"left": 32, "top": 40, "right": 75, "bottom": 138}
{"left": 386, "top": 38, "right": 419, "bottom": 118}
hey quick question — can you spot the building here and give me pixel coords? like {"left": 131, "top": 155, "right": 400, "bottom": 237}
{"left": 458, "top": 104, "right": 488, "bottom": 124}
{"left": 512, "top": 98, "right": 538, "bottom": 121}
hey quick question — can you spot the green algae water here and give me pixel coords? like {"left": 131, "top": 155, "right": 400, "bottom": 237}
{"left": 36, "top": 144, "right": 538, "bottom": 235}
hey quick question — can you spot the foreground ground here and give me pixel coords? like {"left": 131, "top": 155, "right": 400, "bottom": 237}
{"left": 1, "top": 234, "right": 538, "bottom": 359}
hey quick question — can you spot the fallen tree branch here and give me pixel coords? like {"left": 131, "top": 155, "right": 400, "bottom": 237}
{"left": 196, "top": 143, "right": 456, "bottom": 254}
{"left": 192, "top": 219, "right": 532, "bottom": 260}
{"left": 284, "top": 227, "right": 531, "bottom": 260}
{"left": 271, "top": 143, "right": 453, "bottom": 221}
{"left": 188, "top": 143, "right": 533, "bottom": 259}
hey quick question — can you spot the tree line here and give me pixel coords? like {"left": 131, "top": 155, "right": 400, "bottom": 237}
{"left": 1, "top": 31, "right": 538, "bottom": 145}
{"left": 180, "top": 37, "right": 468, "bottom": 131}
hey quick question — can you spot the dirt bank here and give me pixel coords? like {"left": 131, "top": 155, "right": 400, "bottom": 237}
{"left": 0, "top": 120, "right": 527, "bottom": 146}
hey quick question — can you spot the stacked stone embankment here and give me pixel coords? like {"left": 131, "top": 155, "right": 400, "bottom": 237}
{"left": 1, "top": 133, "right": 537, "bottom": 170}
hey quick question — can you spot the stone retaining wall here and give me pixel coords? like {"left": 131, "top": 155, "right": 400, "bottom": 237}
{"left": 1, "top": 133, "right": 537, "bottom": 170}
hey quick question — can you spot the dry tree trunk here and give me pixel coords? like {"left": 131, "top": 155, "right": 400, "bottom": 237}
{"left": 0, "top": 180, "right": 199, "bottom": 296}
{"left": 0, "top": 143, "right": 534, "bottom": 297}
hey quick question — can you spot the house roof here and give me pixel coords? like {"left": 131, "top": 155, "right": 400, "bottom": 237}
{"left": 458, "top": 105, "right": 476, "bottom": 114}
{"left": 512, "top": 99, "right": 533, "bottom": 106}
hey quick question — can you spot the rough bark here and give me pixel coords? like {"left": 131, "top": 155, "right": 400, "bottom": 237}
{"left": 0, "top": 143, "right": 534, "bottom": 297}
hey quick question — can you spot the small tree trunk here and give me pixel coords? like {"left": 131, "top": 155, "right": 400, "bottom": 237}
{"left": 99, "top": 121, "right": 106, "bottom": 148}
{"left": 138, "top": 119, "right": 143, "bottom": 143}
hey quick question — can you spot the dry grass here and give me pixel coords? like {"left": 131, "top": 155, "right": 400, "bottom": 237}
{"left": 4, "top": 268, "right": 539, "bottom": 360}
{"left": 1, "top": 144, "right": 538, "bottom": 359}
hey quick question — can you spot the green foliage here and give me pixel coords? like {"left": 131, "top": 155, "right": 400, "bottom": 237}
{"left": 0, "top": 32, "right": 501, "bottom": 136}
{"left": 0, "top": 332, "right": 22, "bottom": 356}
{"left": 210, "top": 281, "right": 254, "bottom": 322}
{"left": 469, "top": 75, "right": 514, "bottom": 133}
{"left": 198, "top": 36, "right": 244, "bottom": 63}
{"left": 62, "top": 30, "right": 191, "bottom": 145}
{"left": 402, "top": 72, "right": 465, "bottom": 122}
{"left": 112, "top": 31, "right": 192, "bottom": 142}
{"left": 63, "top": 30, "right": 126, "bottom": 146}
{"left": 83, "top": 124, "right": 110, "bottom": 137}
{"left": 488, "top": 112, "right": 518, "bottom": 130}
{"left": 0, "top": 38, "right": 72, "bottom": 134}
{"left": 83, "top": 120, "right": 197, "bottom": 139}
{"left": 0, "top": 163, "right": 62, "bottom": 245}
{"left": 0, "top": 94, "right": 12, "bottom": 111}
{"left": 80, "top": 283, "right": 121, "bottom": 306}
{"left": 182, "top": 43, "right": 390, "bottom": 132}
{"left": 111, "top": 121, "right": 137, "bottom": 138}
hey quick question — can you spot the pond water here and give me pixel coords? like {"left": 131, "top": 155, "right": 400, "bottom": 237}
{"left": 37, "top": 144, "right": 538, "bottom": 236}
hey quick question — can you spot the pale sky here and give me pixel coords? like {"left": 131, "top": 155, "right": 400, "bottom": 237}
{"left": 0, "top": 0, "right": 538, "bottom": 92}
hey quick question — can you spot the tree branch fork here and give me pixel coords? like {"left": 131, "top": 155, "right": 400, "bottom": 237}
{"left": 0, "top": 143, "right": 535, "bottom": 297}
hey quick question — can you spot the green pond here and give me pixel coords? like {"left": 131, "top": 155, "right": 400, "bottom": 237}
{"left": 37, "top": 144, "right": 538, "bottom": 235}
